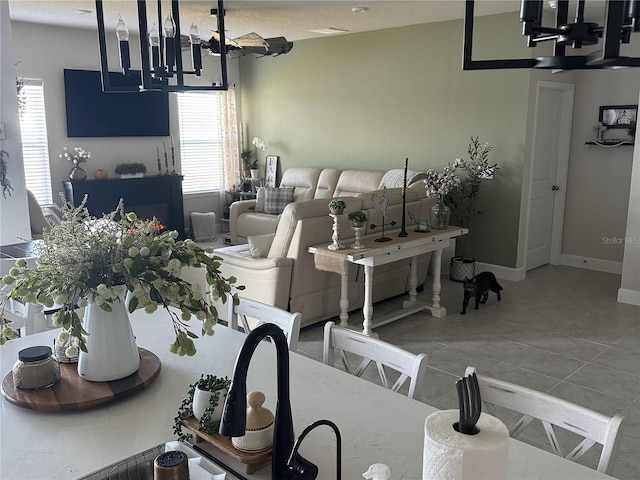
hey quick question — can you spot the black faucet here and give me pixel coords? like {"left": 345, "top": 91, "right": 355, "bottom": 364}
{"left": 219, "top": 323, "right": 318, "bottom": 479}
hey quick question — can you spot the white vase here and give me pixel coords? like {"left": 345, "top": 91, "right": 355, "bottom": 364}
{"left": 250, "top": 168, "right": 260, "bottom": 180}
{"left": 192, "top": 386, "right": 226, "bottom": 422}
{"left": 77, "top": 295, "right": 140, "bottom": 382}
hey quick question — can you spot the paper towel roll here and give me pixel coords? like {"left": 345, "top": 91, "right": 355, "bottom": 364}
{"left": 422, "top": 410, "right": 509, "bottom": 480}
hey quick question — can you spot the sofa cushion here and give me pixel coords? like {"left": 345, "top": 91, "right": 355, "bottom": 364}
{"left": 263, "top": 187, "right": 295, "bottom": 215}
{"left": 314, "top": 168, "right": 341, "bottom": 199}
{"left": 248, "top": 233, "right": 276, "bottom": 257}
{"left": 279, "top": 167, "right": 321, "bottom": 201}
{"left": 333, "top": 170, "right": 385, "bottom": 197}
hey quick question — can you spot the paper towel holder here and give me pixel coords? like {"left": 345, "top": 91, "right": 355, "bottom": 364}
{"left": 455, "top": 372, "right": 482, "bottom": 435}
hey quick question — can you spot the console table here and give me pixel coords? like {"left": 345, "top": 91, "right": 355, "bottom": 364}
{"left": 63, "top": 175, "right": 185, "bottom": 238}
{"left": 310, "top": 226, "right": 467, "bottom": 336}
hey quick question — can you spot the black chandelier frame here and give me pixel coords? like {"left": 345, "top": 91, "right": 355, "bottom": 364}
{"left": 463, "top": 0, "right": 640, "bottom": 70}
{"left": 95, "top": 0, "right": 229, "bottom": 92}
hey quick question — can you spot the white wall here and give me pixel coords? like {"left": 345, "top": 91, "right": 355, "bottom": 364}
{"left": 0, "top": 4, "right": 31, "bottom": 245}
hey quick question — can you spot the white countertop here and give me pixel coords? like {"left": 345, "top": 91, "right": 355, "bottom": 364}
{"left": 0, "top": 310, "right": 613, "bottom": 480}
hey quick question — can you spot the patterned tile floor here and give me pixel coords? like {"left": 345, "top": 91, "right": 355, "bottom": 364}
{"left": 296, "top": 265, "right": 640, "bottom": 479}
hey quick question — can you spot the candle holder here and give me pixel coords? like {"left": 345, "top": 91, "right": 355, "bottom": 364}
{"left": 351, "top": 225, "right": 365, "bottom": 249}
{"left": 328, "top": 214, "right": 345, "bottom": 251}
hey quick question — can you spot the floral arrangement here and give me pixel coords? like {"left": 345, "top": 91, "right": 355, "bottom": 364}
{"left": 240, "top": 136, "right": 266, "bottom": 171}
{"left": 423, "top": 159, "right": 462, "bottom": 198}
{"left": 60, "top": 146, "right": 91, "bottom": 164}
{"left": 0, "top": 195, "right": 242, "bottom": 355}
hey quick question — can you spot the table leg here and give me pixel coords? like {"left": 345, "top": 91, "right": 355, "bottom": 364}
{"left": 362, "top": 265, "right": 374, "bottom": 336}
{"left": 430, "top": 248, "right": 446, "bottom": 318}
{"left": 408, "top": 255, "right": 418, "bottom": 303}
{"left": 339, "top": 261, "right": 349, "bottom": 327}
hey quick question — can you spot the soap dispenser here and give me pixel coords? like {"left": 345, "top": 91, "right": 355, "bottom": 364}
{"left": 363, "top": 463, "right": 391, "bottom": 480}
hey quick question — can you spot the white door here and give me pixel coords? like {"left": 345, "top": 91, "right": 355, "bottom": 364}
{"left": 526, "top": 82, "right": 574, "bottom": 271}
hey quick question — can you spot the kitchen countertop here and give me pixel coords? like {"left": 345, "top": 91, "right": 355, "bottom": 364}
{"left": 0, "top": 309, "right": 614, "bottom": 479}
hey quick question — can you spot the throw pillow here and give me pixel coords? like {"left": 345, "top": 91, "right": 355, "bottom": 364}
{"left": 263, "top": 187, "right": 295, "bottom": 215}
{"left": 255, "top": 187, "right": 266, "bottom": 213}
{"left": 247, "top": 233, "right": 276, "bottom": 258}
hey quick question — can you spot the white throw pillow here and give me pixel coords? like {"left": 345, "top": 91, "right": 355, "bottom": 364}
{"left": 255, "top": 187, "right": 266, "bottom": 213}
{"left": 247, "top": 233, "right": 276, "bottom": 258}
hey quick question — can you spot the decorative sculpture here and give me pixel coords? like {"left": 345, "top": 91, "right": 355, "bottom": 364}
{"left": 370, "top": 187, "right": 395, "bottom": 243}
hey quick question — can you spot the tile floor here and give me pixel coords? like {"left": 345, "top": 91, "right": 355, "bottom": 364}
{"left": 295, "top": 265, "right": 640, "bottom": 479}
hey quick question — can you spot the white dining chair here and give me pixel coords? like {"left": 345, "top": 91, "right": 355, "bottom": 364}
{"left": 227, "top": 297, "right": 302, "bottom": 352}
{"left": 465, "top": 366, "right": 625, "bottom": 475}
{"left": 323, "top": 321, "right": 428, "bottom": 400}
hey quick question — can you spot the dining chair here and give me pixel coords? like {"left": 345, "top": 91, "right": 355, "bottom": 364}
{"left": 227, "top": 297, "right": 302, "bottom": 352}
{"left": 322, "top": 321, "right": 428, "bottom": 400}
{"left": 465, "top": 366, "right": 625, "bottom": 475}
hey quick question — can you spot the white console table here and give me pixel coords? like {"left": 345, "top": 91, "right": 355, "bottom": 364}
{"left": 310, "top": 226, "right": 467, "bottom": 336}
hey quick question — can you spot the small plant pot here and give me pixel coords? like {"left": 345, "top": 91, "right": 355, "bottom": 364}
{"left": 351, "top": 221, "right": 365, "bottom": 228}
{"left": 330, "top": 209, "right": 344, "bottom": 215}
{"left": 192, "top": 386, "right": 226, "bottom": 423}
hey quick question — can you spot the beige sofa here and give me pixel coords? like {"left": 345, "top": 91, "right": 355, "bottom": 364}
{"left": 205, "top": 184, "right": 437, "bottom": 328}
{"left": 228, "top": 167, "right": 417, "bottom": 245}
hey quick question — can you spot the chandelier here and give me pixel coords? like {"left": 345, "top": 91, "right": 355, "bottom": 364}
{"left": 95, "top": 0, "right": 228, "bottom": 92}
{"left": 463, "top": 0, "right": 640, "bottom": 70}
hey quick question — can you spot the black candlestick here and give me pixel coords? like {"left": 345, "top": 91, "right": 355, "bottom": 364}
{"left": 399, "top": 158, "right": 409, "bottom": 237}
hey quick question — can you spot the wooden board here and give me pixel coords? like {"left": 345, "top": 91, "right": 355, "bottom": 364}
{"left": 181, "top": 416, "right": 272, "bottom": 474}
{"left": 1, "top": 348, "right": 161, "bottom": 412}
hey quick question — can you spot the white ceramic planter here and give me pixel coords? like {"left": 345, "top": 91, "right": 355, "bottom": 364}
{"left": 192, "top": 387, "right": 226, "bottom": 423}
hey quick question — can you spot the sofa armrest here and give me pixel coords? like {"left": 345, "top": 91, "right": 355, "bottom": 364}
{"left": 213, "top": 244, "right": 294, "bottom": 314}
{"left": 229, "top": 200, "right": 257, "bottom": 244}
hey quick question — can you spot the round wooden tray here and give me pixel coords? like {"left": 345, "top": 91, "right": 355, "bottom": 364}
{"left": 1, "top": 348, "right": 161, "bottom": 412}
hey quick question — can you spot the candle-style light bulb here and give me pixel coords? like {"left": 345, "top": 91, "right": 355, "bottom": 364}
{"left": 149, "top": 22, "right": 161, "bottom": 72}
{"left": 116, "top": 14, "right": 129, "bottom": 41}
{"left": 189, "top": 19, "right": 202, "bottom": 75}
{"left": 116, "top": 14, "right": 131, "bottom": 74}
{"left": 163, "top": 13, "right": 176, "bottom": 73}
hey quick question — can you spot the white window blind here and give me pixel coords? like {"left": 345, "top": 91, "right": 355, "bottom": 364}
{"left": 177, "top": 92, "right": 224, "bottom": 194}
{"left": 18, "top": 80, "right": 52, "bottom": 205}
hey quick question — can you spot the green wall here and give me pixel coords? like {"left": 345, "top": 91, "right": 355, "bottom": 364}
{"left": 239, "top": 13, "right": 532, "bottom": 268}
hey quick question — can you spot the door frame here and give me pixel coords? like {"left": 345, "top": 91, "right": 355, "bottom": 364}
{"left": 524, "top": 80, "right": 574, "bottom": 269}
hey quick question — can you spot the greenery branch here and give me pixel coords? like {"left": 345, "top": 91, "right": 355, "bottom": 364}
{"left": 0, "top": 150, "right": 13, "bottom": 199}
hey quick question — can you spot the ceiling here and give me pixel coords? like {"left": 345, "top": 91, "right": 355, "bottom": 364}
{"left": 7, "top": 0, "right": 524, "bottom": 42}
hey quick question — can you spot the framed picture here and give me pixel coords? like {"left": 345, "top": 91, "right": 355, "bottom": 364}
{"left": 265, "top": 155, "right": 279, "bottom": 188}
{"left": 599, "top": 105, "right": 637, "bottom": 129}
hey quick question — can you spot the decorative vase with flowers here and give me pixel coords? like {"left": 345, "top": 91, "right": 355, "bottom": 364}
{"left": 424, "top": 159, "right": 462, "bottom": 230}
{"left": 241, "top": 136, "right": 266, "bottom": 179}
{"left": 445, "top": 137, "right": 498, "bottom": 281}
{"left": 0, "top": 195, "right": 242, "bottom": 381}
{"left": 60, "top": 146, "right": 90, "bottom": 181}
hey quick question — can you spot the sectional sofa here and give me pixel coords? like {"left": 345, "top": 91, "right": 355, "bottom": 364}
{"left": 182, "top": 167, "right": 438, "bottom": 328}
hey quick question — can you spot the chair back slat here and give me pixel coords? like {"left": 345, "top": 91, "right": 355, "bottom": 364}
{"left": 465, "top": 366, "right": 625, "bottom": 475}
{"left": 323, "top": 322, "right": 428, "bottom": 400}
{"left": 228, "top": 297, "right": 302, "bottom": 352}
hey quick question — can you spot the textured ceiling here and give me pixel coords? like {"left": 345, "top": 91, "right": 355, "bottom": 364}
{"left": 8, "top": 0, "right": 524, "bottom": 42}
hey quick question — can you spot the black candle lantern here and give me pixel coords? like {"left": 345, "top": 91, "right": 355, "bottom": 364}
{"left": 163, "top": 12, "right": 176, "bottom": 74}
{"left": 189, "top": 20, "right": 202, "bottom": 75}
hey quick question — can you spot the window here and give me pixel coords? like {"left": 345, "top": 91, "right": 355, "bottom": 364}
{"left": 18, "top": 79, "right": 52, "bottom": 205}
{"left": 177, "top": 92, "right": 224, "bottom": 194}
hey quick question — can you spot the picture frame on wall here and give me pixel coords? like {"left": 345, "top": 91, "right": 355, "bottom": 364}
{"left": 266, "top": 155, "right": 279, "bottom": 187}
{"left": 599, "top": 105, "right": 637, "bottom": 129}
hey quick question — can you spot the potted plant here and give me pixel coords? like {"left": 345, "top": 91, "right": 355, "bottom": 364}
{"left": 328, "top": 199, "right": 347, "bottom": 215}
{"left": 348, "top": 210, "right": 367, "bottom": 227}
{"left": 173, "top": 374, "right": 231, "bottom": 441}
{"left": 445, "top": 136, "right": 498, "bottom": 281}
{"left": 0, "top": 196, "right": 242, "bottom": 378}
{"left": 115, "top": 162, "right": 147, "bottom": 178}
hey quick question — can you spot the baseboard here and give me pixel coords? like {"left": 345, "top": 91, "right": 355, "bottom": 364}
{"left": 560, "top": 254, "right": 623, "bottom": 274}
{"left": 474, "top": 262, "right": 527, "bottom": 282}
{"left": 617, "top": 288, "right": 640, "bottom": 306}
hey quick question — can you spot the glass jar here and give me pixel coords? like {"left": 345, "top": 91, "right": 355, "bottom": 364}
{"left": 430, "top": 195, "right": 451, "bottom": 230}
{"left": 12, "top": 345, "right": 60, "bottom": 390}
